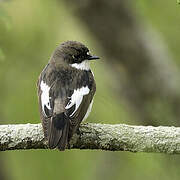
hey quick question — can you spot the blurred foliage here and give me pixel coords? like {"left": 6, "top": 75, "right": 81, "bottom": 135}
{"left": 0, "top": 6, "right": 11, "bottom": 30}
{"left": 0, "top": 48, "right": 5, "bottom": 61}
{"left": 1, "top": 0, "right": 180, "bottom": 180}
{"left": 136, "top": 0, "right": 180, "bottom": 64}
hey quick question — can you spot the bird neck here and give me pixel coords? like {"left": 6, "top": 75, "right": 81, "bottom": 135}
{"left": 70, "top": 60, "right": 90, "bottom": 71}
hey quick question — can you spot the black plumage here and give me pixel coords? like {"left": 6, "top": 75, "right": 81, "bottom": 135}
{"left": 37, "top": 41, "right": 98, "bottom": 151}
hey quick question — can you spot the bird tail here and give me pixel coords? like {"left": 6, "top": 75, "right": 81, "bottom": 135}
{"left": 48, "top": 113, "right": 69, "bottom": 151}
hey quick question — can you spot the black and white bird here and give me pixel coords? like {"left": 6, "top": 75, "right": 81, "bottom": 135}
{"left": 37, "top": 41, "right": 99, "bottom": 151}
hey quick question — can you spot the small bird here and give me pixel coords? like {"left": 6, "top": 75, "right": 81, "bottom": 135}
{"left": 37, "top": 41, "right": 99, "bottom": 150}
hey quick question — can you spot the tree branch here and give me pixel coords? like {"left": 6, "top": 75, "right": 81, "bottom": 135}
{"left": 0, "top": 123, "right": 180, "bottom": 153}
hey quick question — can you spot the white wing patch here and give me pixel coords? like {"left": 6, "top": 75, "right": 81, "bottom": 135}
{"left": 70, "top": 60, "right": 90, "bottom": 70}
{"left": 40, "top": 81, "right": 51, "bottom": 114}
{"left": 83, "top": 99, "right": 93, "bottom": 121}
{"left": 65, "top": 86, "right": 90, "bottom": 117}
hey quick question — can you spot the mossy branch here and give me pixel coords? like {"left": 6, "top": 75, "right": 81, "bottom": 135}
{"left": 0, "top": 123, "right": 180, "bottom": 153}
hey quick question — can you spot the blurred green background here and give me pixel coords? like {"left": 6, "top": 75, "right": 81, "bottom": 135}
{"left": 1, "top": 0, "right": 180, "bottom": 179}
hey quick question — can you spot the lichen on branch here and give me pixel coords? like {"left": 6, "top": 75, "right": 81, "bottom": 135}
{"left": 0, "top": 123, "right": 180, "bottom": 154}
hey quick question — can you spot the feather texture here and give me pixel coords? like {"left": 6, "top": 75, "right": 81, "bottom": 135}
{"left": 37, "top": 64, "right": 96, "bottom": 151}
{"left": 65, "top": 86, "right": 90, "bottom": 117}
{"left": 40, "top": 81, "right": 51, "bottom": 116}
{"left": 48, "top": 113, "right": 69, "bottom": 150}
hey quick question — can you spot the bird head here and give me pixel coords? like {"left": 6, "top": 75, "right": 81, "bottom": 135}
{"left": 51, "top": 41, "right": 99, "bottom": 68}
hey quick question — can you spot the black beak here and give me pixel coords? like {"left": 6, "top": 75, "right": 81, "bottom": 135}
{"left": 87, "top": 55, "right": 100, "bottom": 60}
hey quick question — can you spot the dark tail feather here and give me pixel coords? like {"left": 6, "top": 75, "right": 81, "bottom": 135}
{"left": 57, "top": 121, "right": 70, "bottom": 151}
{"left": 48, "top": 113, "right": 69, "bottom": 151}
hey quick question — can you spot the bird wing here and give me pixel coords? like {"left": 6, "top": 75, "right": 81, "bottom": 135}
{"left": 64, "top": 85, "right": 95, "bottom": 139}
{"left": 37, "top": 67, "right": 95, "bottom": 150}
{"left": 38, "top": 73, "right": 68, "bottom": 150}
